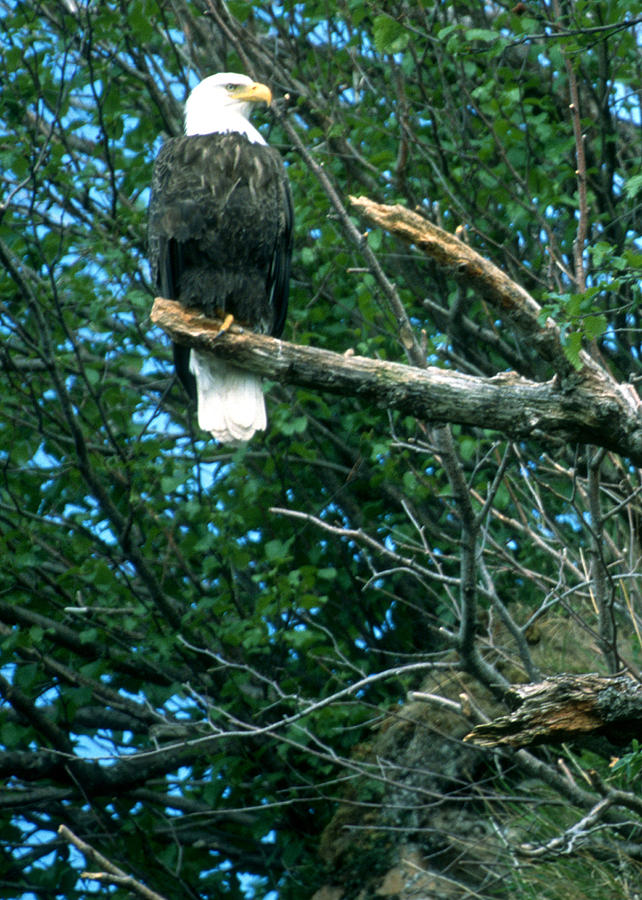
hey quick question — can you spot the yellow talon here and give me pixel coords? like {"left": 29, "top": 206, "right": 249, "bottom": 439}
{"left": 216, "top": 312, "right": 234, "bottom": 336}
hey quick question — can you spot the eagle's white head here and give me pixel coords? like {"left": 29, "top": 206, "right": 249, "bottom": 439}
{"left": 184, "top": 72, "right": 272, "bottom": 144}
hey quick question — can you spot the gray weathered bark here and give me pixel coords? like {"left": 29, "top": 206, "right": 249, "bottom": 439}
{"left": 151, "top": 297, "right": 642, "bottom": 463}
{"left": 464, "top": 673, "right": 642, "bottom": 748}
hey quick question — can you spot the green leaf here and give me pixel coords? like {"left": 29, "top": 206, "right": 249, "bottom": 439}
{"left": 373, "top": 14, "right": 409, "bottom": 54}
{"left": 160, "top": 473, "right": 185, "bottom": 493}
{"left": 582, "top": 314, "right": 607, "bottom": 341}
{"left": 563, "top": 331, "right": 584, "bottom": 371}
{"left": 366, "top": 229, "right": 382, "bottom": 251}
{"left": 624, "top": 174, "right": 642, "bottom": 200}
{"left": 265, "top": 537, "right": 294, "bottom": 562}
{"left": 465, "top": 28, "right": 500, "bottom": 43}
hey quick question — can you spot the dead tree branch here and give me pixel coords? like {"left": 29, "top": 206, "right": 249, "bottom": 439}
{"left": 349, "top": 195, "right": 571, "bottom": 373}
{"left": 464, "top": 673, "right": 642, "bottom": 748}
{"left": 58, "top": 825, "right": 170, "bottom": 900}
{"left": 152, "top": 297, "right": 642, "bottom": 464}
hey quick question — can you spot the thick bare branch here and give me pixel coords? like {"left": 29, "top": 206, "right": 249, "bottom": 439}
{"left": 349, "top": 196, "right": 595, "bottom": 378}
{"left": 464, "top": 673, "right": 642, "bottom": 748}
{"left": 151, "top": 297, "right": 642, "bottom": 464}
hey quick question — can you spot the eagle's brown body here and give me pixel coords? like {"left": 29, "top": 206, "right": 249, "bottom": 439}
{"left": 149, "top": 132, "right": 293, "bottom": 403}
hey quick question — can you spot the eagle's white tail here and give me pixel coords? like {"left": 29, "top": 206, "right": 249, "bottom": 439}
{"left": 189, "top": 350, "right": 267, "bottom": 444}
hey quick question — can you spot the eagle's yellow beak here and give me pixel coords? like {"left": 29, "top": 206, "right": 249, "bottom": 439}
{"left": 233, "top": 82, "right": 272, "bottom": 107}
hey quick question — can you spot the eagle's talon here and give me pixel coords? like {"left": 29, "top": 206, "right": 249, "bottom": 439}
{"left": 215, "top": 312, "right": 235, "bottom": 337}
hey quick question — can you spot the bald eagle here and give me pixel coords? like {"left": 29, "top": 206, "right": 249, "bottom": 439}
{"left": 149, "top": 73, "right": 293, "bottom": 443}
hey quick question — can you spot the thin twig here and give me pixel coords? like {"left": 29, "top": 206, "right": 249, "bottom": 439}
{"left": 58, "top": 825, "right": 170, "bottom": 900}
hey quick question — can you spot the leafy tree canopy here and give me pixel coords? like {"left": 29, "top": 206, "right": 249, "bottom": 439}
{"left": 0, "top": 1, "right": 641, "bottom": 898}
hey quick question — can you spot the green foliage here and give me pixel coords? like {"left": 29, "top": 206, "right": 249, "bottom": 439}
{"left": 611, "top": 740, "right": 642, "bottom": 783}
{"left": 0, "top": 1, "right": 641, "bottom": 898}
{"left": 372, "top": 14, "right": 410, "bottom": 54}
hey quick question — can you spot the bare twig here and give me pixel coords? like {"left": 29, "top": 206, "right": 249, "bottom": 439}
{"left": 57, "top": 825, "right": 170, "bottom": 900}
{"left": 550, "top": 0, "right": 589, "bottom": 291}
{"left": 587, "top": 449, "right": 619, "bottom": 672}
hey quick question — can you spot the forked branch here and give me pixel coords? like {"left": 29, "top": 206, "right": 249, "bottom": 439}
{"left": 151, "top": 298, "right": 642, "bottom": 464}
{"left": 58, "top": 825, "right": 169, "bottom": 900}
